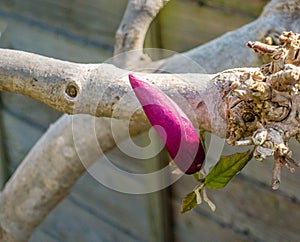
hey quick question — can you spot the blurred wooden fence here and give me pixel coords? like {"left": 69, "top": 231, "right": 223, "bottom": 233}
{"left": 1, "top": 0, "right": 300, "bottom": 241}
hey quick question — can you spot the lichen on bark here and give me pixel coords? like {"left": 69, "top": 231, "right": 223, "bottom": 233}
{"left": 215, "top": 31, "right": 300, "bottom": 189}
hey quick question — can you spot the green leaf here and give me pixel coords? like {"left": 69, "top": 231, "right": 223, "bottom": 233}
{"left": 180, "top": 191, "right": 197, "bottom": 213}
{"left": 204, "top": 150, "right": 252, "bottom": 189}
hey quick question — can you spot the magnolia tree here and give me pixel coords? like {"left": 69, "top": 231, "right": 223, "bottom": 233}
{"left": 0, "top": 0, "right": 300, "bottom": 241}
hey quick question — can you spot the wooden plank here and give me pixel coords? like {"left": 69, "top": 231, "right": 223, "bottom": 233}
{"left": 1, "top": 92, "right": 61, "bottom": 131}
{"left": 0, "top": 0, "right": 127, "bottom": 51}
{"left": 103, "top": 133, "right": 174, "bottom": 241}
{"left": 1, "top": 106, "right": 45, "bottom": 170}
{"left": 199, "top": 0, "right": 268, "bottom": 16}
{"left": 32, "top": 194, "right": 142, "bottom": 242}
{"left": 69, "top": 134, "right": 173, "bottom": 241}
{"left": 0, "top": 0, "right": 268, "bottom": 57}
{"left": 146, "top": 187, "right": 173, "bottom": 242}
{"left": 0, "top": 130, "right": 7, "bottom": 188}
{"left": 65, "top": 172, "right": 149, "bottom": 241}
{"left": 154, "top": 0, "right": 257, "bottom": 52}
{"left": 0, "top": 0, "right": 268, "bottom": 59}
{"left": 223, "top": 140, "right": 300, "bottom": 201}
{"left": 0, "top": 95, "right": 9, "bottom": 189}
{"left": 1, "top": 92, "right": 61, "bottom": 170}
{"left": 143, "top": 135, "right": 173, "bottom": 242}
{"left": 172, "top": 201, "right": 249, "bottom": 242}
{"left": 242, "top": 155, "right": 300, "bottom": 201}
{"left": 173, "top": 174, "right": 300, "bottom": 241}
{"left": 0, "top": 15, "right": 111, "bottom": 62}
{"left": 30, "top": 230, "right": 59, "bottom": 242}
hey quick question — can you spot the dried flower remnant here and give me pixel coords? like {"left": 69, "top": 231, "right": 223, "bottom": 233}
{"left": 216, "top": 31, "right": 300, "bottom": 189}
{"left": 128, "top": 74, "right": 205, "bottom": 174}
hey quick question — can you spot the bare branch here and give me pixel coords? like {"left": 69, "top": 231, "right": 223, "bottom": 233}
{"left": 3, "top": 32, "right": 300, "bottom": 190}
{"left": 114, "top": 0, "right": 170, "bottom": 68}
{"left": 0, "top": 48, "right": 223, "bottom": 136}
{"left": 0, "top": 114, "right": 146, "bottom": 241}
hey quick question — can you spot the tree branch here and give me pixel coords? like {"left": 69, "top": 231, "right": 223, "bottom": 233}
{"left": 0, "top": 114, "right": 147, "bottom": 241}
{"left": 114, "top": 0, "right": 170, "bottom": 68}
{"left": 0, "top": 48, "right": 222, "bottom": 135}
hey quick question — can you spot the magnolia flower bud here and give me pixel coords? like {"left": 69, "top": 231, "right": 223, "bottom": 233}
{"left": 129, "top": 74, "right": 205, "bottom": 174}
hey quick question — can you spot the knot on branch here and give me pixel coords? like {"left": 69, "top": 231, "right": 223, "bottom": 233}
{"left": 215, "top": 31, "right": 300, "bottom": 189}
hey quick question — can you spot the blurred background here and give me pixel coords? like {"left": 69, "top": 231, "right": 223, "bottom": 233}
{"left": 1, "top": 0, "right": 300, "bottom": 241}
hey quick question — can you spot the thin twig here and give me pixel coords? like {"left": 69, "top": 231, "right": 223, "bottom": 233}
{"left": 247, "top": 41, "right": 278, "bottom": 54}
{"left": 272, "top": 157, "right": 282, "bottom": 190}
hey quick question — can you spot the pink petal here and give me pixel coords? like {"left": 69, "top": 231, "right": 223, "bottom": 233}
{"left": 129, "top": 74, "right": 205, "bottom": 174}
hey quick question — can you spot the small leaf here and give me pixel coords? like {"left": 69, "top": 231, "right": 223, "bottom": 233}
{"left": 204, "top": 150, "right": 252, "bottom": 189}
{"left": 180, "top": 191, "right": 197, "bottom": 213}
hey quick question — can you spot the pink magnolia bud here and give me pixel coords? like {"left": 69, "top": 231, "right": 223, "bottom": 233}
{"left": 129, "top": 74, "right": 205, "bottom": 174}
